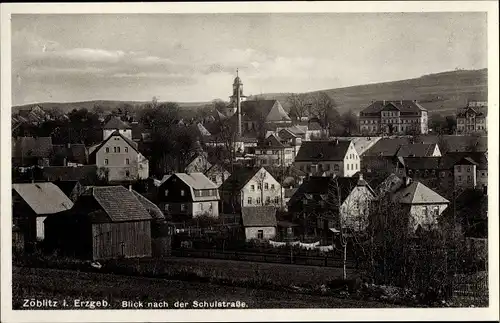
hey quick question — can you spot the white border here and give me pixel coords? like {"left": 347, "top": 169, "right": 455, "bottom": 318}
{"left": 1, "top": 2, "right": 499, "bottom": 322}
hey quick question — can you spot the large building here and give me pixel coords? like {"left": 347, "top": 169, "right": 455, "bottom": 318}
{"left": 456, "top": 101, "right": 488, "bottom": 134}
{"left": 359, "top": 100, "right": 428, "bottom": 135}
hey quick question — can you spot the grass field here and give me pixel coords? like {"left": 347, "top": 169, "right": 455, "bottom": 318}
{"left": 12, "top": 266, "right": 398, "bottom": 309}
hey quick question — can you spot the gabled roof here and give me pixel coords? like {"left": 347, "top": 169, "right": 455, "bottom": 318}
{"left": 205, "top": 164, "right": 230, "bottom": 176}
{"left": 89, "top": 130, "right": 139, "bottom": 161}
{"left": 12, "top": 137, "right": 53, "bottom": 159}
{"left": 174, "top": 173, "right": 218, "bottom": 190}
{"left": 396, "top": 143, "right": 438, "bottom": 157}
{"left": 363, "top": 137, "right": 412, "bottom": 157}
{"left": 295, "top": 140, "right": 351, "bottom": 162}
{"left": 103, "top": 117, "right": 131, "bottom": 130}
{"left": 290, "top": 176, "right": 366, "bottom": 206}
{"left": 287, "top": 125, "right": 307, "bottom": 135}
{"left": 241, "top": 206, "right": 277, "bottom": 227}
{"left": 277, "top": 128, "right": 298, "bottom": 140}
{"left": 393, "top": 181, "right": 449, "bottom": 204}
{"left": 92, "top": 186, "right": 152, "bottom": 222}
{"left": 259, "top": 134, "right": 286, "bottom": 149}
{"left": 220, "top": 167, "right": 262, "bottom": 192}
{"left": 240, "top": 100, "right": 291, "bottom": 122}
{"left": 132, "top": 190, "right": 164, "bottom": 220}
{"left": 52, "top": 180, "right": 81, "bottom": 198}
{"left": 440, "top": 152, "right": 488, "bottom": 170}
{"left": 12, "top": 182, "right": 74, "bottom": 214}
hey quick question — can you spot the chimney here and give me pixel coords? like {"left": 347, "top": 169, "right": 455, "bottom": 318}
{"left": 129, "top": 184, "right": 133, "bottom": 192}
{"left": 383, "top": 100, "right": 386, "bottom": 105}
{"left": 400, "top": 99, "right": 403, "bottom": 105}
{"left": 403, "top": 176, "right": 411, "bottom": 187}
{"left": 335, "top": 138, "right": 339, "bottom": 145}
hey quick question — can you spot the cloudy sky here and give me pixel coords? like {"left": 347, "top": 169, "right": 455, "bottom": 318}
{"left": 12, "top": 13, "right": 487, "bottom": 106}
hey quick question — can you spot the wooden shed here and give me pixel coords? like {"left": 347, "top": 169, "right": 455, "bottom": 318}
{"left": 44, "top": 186, "right": 152, "bottom": 260}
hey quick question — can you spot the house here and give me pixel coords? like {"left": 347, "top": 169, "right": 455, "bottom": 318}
{"left": 157, "top": 173, "right": 220, "bottom": 218}
{"left": 288, "top": 174, "right": 376, "bottom": 233}
{"left": 447, "top": 152, "right": 488, "bottom": 191}
{"left": 12, "top": 137, "right": 53, "bottom": 167}
{"left": 337, "top": 136, "right": 382, "bottom": 156}
{"left": 241, "top": 206, "right": 277, "bottom": 241}
{"left": 15, "top": 105, "right": 48, "bottom": 124}
{"left": 184, "top": 154, "right": 212, "bottom": 173}
{"left": 456, "top": 101, "right": 488, "bottom": 134}
{"left": 359, "top": 100, "right": 428, "bottom": 135}
{"left": 204, "top": 164, "right": 231, "bottom": 187}
{"left": 52, "top": 143, "right": 89, "bottom": 166}
{"left": 89, "top": 130, "right": 149, "bottom": 182}
{"left": 12, "top": 183, "right": 74, "bottom": 250}
{"left": 294, "top": 139, "right": 360, "bottom": 177}
{"left": 253, "top": 134, "right": 299, "bottom": 167}
{"left": 389, "top": 178, "right": 450, "bottom": 231}
{"left": 44, "top": 186, "right": 153, "bottom": 260}
{"left": 361, "top": 155, "right": 406, "bottom": 177}
{"left": 362, "top": 137, "right": 412, "bottom": 157}
{"left": 102, "top": 116, "right": 132, "bottom": 140}
{"left": 220, "top": 167, "right": 283, "bottom": 212}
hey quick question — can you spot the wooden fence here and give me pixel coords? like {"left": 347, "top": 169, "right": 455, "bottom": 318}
{"left": 171, "top": 248, "right": 356, "bottom": 269}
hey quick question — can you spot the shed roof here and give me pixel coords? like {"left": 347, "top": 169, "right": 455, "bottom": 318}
{"left": 12, "top": 182, "right": 74, "bottom": 214}
{"left": 92, "top": 186, "right": 152, "bottom": 222}
{"left": 241, "top": 206, "right": 277, "bottom": 227}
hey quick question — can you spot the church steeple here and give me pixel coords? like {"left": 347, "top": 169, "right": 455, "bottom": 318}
{"left": 228, "top": 69, "right": 245, "bottom": 137}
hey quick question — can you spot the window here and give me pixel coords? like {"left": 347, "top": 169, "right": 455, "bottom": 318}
{"left": 264, "top": 183, "right": 269, "bottom": 190}
{"left": 125, "top": 158, "right": 130, "bottom": 165}
{"left": 303, "top": 199, "right": 308, "bottom": 205}
{"left": 105, "top": 147, "right": 110, "bottom": 153}
{"left": 164, "top": 204, "right": 169, "bottom": 211}
{"left": 251, "top": 185, "right": 255, "bottom": 191}
{"left": 180, "top": 204, "right": 186, "bottom": 212}
{"left": 257, "top": 230, "right": 264, "bottom": 239}
{"left": 180, "top": 190, "right": 185, "bottom": 197}
{"left": 248, "top": 197, "right": 252, "bottom": 205}
{"left": 355, "top": 164, "right": 358, "bottom": 170}
{"left": 347, "top": 164, "right": 350, "bottom": 170}
{"left": 104, "top": 159, "right": 109, "bottom": 165}
{"left": 266, "top": 196, "right": 271, "bottom": 204}
{"left": 258, "top": 183, "right": 262, "bottom": 190}
{"left": 256, "top": 197, "right": 261, "bottom": 204}
{"left": 433, "top": 206, "right": 439, "bottom": 216}
{"left": 165, "top": 189, "right": 169, "bottom": 197}
{"left": 467, "top": 167, "right": 471, "bottom": 173}
{"left": 274, "top": 196, "right": 280, "bottom": 204}
{"left": 125, "top": 170, "right": 130, "bottom": 177}
{"left": 125, "top": 147, "right": 128, "bottom": 153}
{"left": 271, "top": 184, "right": 275, "bottom": 190}
{"left": 117, "top": 147, "right": 120, "bottom": 153}
{"left": 457, "top": 166, "right": 461, "bottom": 173}
{"left": 199, "top": 203, "right": 204, "bottom": 211}
{"left": 467, "top": 176, "right": 471, "bottom": 183}
{"left": 334, "top": 164, "right": 340, "bottom": 172}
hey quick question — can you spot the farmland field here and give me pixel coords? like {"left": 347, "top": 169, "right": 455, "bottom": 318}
{"left": 12, "top": 267, "right": 398, "bottom": 309}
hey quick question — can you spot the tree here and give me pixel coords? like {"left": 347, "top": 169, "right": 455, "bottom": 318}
{"left": 445, "top": 115, "right": 457, "bottom": 135}
{"left": 309, "top": 92, "right": 341, "bottom": 133}
{"left": 340, "top": 110, "right": 358, "bottom": 136}
{"left": 287, "top": 93, "right": 309, "bottom": 121}
{"left": 429, "top": 113, "right": 446, "bottom": 134}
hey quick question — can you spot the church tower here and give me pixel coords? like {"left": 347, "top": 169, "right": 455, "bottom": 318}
{"left": 228, "top": 69, "right": 246, "bottom": 137}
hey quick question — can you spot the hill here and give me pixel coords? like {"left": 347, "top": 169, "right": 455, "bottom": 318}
{"left": 251, "top": 68, "right": 488, "bottom": 115}
{"left": 13, "top": 68, "right": 487, "bottom": 117}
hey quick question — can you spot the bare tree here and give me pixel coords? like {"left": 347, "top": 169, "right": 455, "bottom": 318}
{"left": 287, "top": 93, "right": 310, "bottom": 121}
{"left": 309, "top": 91, "right": 341, "bottom": 133}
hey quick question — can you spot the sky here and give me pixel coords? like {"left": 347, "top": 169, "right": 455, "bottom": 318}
{"left": 11, "top": 12, "right": 487, "bottom": 106}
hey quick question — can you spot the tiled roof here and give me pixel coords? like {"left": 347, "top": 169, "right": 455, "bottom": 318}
{"left": 363, "top": 137, "right": 412, "bottom": 157}
{"left": 92, "top": 186, "right": 152, "bottom": 222}
{"left": 290, "top": 176, "right": 363, "bottom": 206}
{"left": 287, "top": 125, "right": 307, "bottom": 135}
{"left": 41, "top": 165, "right": 98, "bottom": 183}
{"left": 295, "top": 140, "right": 351, "bottom": 162}
{"left": 402, "top": 157, "right": 442, "bottom": 170}
{"left": 132, "top": 190, "right": 164, "bottom": 220}
{"left": 175, "top": 173, "right": 218, "bottom": 190}
{"left": 12, "top": 182, "right": 74, "bottom": 214}
{"left": 103, "top": 117, "right": 131, "bottom": 130}
{"left": 220, "top": 167, "right": 262, "bottom": 192}
{"left": 240, "top": 100, "right": 291, "bottom": 122}
{"left": 277, "top": 128, "right": 298, "bottom": 140}
{"left": 440, "top": 152, "right": 487, "bottom": 170}
{"left": 396, "top": 143, "right": 438, "bottom": 157}
{"left": 12, "top": 137, "right": 53, "bottom": 159}
{"left": 52, "top": 180, "right": 80, "bottom": 198}
{"left": 241, "top": 206, "right": 277, "bottom": 227}
{"left": 392, "top": 180, "right": 449, "bottom": 204}
{"left": 360, "top": 100, "right": 427, "bottom": 115}
{"left": 259, "top": 134, "right": 286, "bottom": 148}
